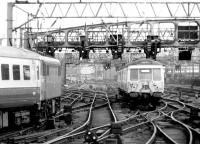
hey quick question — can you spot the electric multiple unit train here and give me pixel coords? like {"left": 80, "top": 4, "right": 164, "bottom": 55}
{"left": 0, "top": 45, "right": 165, "bottom": 130}
{"left": 117, "top": 58, "right": 165, "bottom": 107}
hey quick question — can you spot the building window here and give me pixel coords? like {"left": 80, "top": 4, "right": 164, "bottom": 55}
{"left": 13, "top": 65, "right": 20, "bottom": 80}
{"left": 1, "top": 64, "right": 9, "bottom": 80}
{"left": 23, "top": 65, "right": 30, "bottom": 80}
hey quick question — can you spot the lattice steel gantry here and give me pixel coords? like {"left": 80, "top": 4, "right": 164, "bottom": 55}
{"left": 9, "top": 1, "right": 200, "bottom": 32}
{"left": 7, "top": 1, "right": 200, "bottom": 60}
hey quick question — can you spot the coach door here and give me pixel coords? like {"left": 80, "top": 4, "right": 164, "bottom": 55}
{"left": 40, "top": 61, "right": 47, "bottom": 100}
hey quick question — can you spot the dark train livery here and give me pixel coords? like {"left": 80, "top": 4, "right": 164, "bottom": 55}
{"left": 0, "top": 46, "right": 61, "bottom": 130}
{"left": 117, "top": 59, "right": 165, "bottom": 107}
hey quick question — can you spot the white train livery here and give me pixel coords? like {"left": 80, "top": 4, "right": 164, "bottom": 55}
{"left": 117, "top": 58, "right": 165, "bottom": 106}
{"left": 0, "top": 46, "right": 61, "bottom": 130}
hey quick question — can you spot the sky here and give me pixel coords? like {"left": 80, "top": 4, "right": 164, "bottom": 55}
{"left": 0, "top": 0, "right": 199, "bottom": 46}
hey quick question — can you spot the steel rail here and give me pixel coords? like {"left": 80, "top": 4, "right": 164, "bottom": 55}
{"left": 170, "top": 112, "right": 193, "bottom": 144}
{"left": 155, "top": 113, "right": 192, "bottom": 144}
{"left": 171, "top": 109, "right": 200, "bottom": 137}
{"left": 145, "top": 121, "right": 157, "bottom": 144}
{"left": 96, "top": 92, "right": 117, "bottom": 139}
{"left": 156, "top": 125, "right": 180, "bottom": 144}
{"left": 40, "top": 93, "right": 171, "bottom": 143}
{"left": 43, "top": 91, "right": 97, "bottom": 144}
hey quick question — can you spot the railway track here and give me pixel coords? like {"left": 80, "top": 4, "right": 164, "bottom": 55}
{"left": 154, "top": 115, "right": 192, "bottom": 144}
{"left": 41, "top": 91, "right": 114, "bottom": 144}
{"left": 0, "top": 90, "right": 96, "bottom": 143}
{"left": 91, "top": 92, "right": 115, "bottom": 128}
{"left": 0, "top": 89, "right": 85, "bottom": 143}
{"left": 111, "top": 102, "right": 139, "bottom": 121}
{"left": 153, "top": 130, "right": 175, "bottom": 144}
{"left": 122, "top": 122, "right": 154, "bottom": 144}
{"left": 162, "top": 92, "right": 200, "bottom": 143}
{"left": 172, "top": 109, "right": 200, "bottom": 143}
{"left": 98, "top": 95, "right": 191, "bottom": 144}
{"left": 2, "top": 86, "right": 199, "bottom": 144}
{"left": 167, "top": 88, "right": 200, "bottom": 136}
{"left": 97, "top": 101, "right": 167, "bottom": 143}
{"left": 147, "top": 98, "right": 192, "bottom": 144}
{"left": 59, "top": 91, "right": 117, "bottom": 144}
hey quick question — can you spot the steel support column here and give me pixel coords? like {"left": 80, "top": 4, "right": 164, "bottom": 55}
{"left": 7, "top": 2, "right": 13, "bottom": 46}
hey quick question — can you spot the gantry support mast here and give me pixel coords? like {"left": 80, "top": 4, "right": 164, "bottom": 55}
{"left": 7, "top": 2, "right": 13, "bottom": 46}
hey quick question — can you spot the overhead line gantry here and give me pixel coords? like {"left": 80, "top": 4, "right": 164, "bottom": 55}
{"left": 7, "top": 1, "right": 200, "bottom": 60}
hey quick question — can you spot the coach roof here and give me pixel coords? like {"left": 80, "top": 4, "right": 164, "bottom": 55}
{"left": 118, "top": 58, "right": 164, "bottom": 71}
{"left": 0, "top": 46, "right": 41, "bottom": 59}
{"left": 127, "top": 58, "right": 163, "bottom": 66}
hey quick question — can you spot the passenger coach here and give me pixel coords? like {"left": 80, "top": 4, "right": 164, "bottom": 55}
{"left": 0, "top": 46, "right": 61, "bottom": 130}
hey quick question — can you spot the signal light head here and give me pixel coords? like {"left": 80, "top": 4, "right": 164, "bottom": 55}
{"left": 93, "top": 136, "right": 96, "bottom": 140}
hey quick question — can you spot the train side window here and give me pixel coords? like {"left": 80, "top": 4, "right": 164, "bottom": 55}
{"left": 43, "top": 63, "right": 46, "bottom": 76}
{"left": 47, "top": 65, "right": 49, "bottom": 76}
{"left": 58, "top": 66, "right": 61, "bottom": 76}
{"left": 1, "top": 64, "right": 9, "bottom": 80}
{"left": 153, "top": 68, "right": 161, "bottom": 81}
{"left": 13, "top": 65, "right": 20, "bottom": 80}
{"left": 37, "top": 66, "right": 39, "bottom": 80}
{"left": 130, "top": 69, "right": 138, "bottom": 81}
{"left": 23, "top": 65, "right": 30, "bottom": 80}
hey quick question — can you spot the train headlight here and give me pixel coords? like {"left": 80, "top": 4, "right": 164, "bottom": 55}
{"left": 153, "top": 83, "right": 159, "bottom": 90}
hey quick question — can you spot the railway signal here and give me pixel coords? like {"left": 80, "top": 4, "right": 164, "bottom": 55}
{"left": 46, "top": 46, "right": 56, "bottom": 57}
{"left": 84, "top": 129, "right": 98, "bottom": 144}
{"left": 144, "top": 35, "right": 161, "bottom": 60}
{"left": 178, "top": 47, "right": 192, "bottom": 60}
{"left": 109, "top": 34, "right": 124, "bottom": 59}
{"left": 103, "top": 62, "right": 111, "bottom": 70}
{"left": 79, "top": 35, "right": 90, "bottom": 59}
{"left": 80, "top": 50, "right": 90, "bottom": 59}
